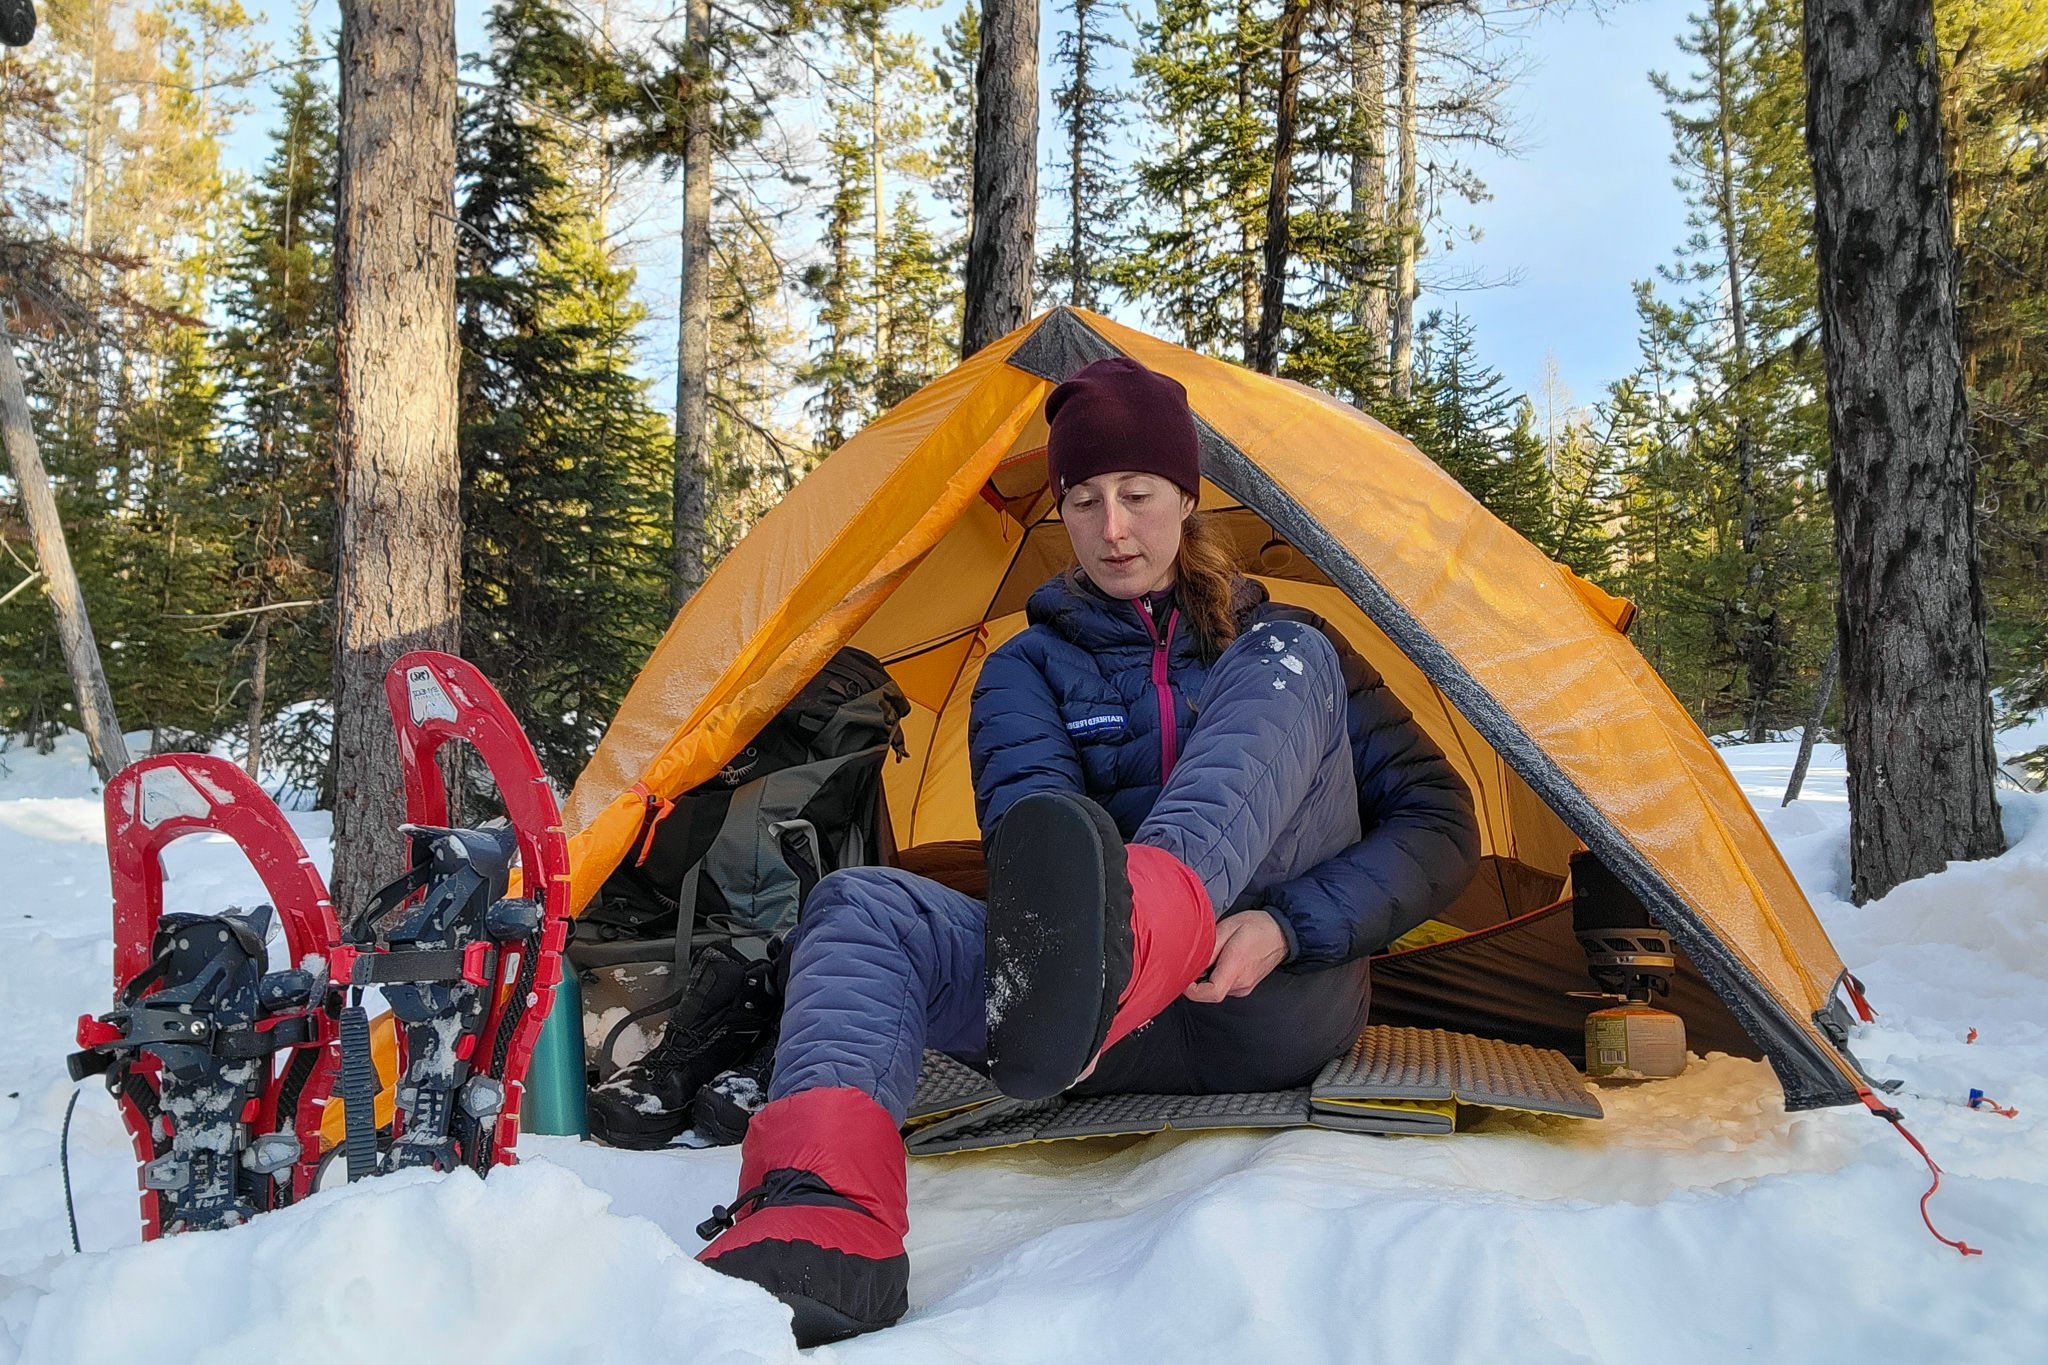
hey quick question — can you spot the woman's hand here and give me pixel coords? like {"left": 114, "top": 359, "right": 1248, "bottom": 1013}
{"left": 1182, "top": 910, "right": 1288, "bottom": 1003}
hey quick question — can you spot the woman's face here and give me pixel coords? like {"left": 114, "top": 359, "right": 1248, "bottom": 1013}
{"left": 1060, "top": 471, "right": 1195, "bottom": 598}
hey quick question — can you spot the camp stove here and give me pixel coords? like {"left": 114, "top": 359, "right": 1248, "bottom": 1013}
{"left": 1570, "top": 853, "right": 1687, "bottom": 1079}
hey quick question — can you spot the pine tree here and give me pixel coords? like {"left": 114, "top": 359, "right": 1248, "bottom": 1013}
{"left": 704, "top": 205, "right": 811, "bottom": 557}
{"left": 1634, "top": 0, "right": 1831, "bottom": 738}
{"left": 1602, "top": 348, "right": 1727, "bottom": 714}
{"left": 961, "top": 0, "right": 1039, "bottom": 355}
{"left": 873, "top": 191, "right": 955, "bottom": 407}
{"left": 1044, "top": 0, "right": 1124, "bottom": 309}
{"left": 456, "top": 0, "right": 672, "bottom": 786}
{"left": 800, "top": 102, "right": 875, "bottom": 450}
{"left": 1942, "top": 0, "right": 2048, "bottom": 728}
{"left": 1406, "top": 308, "right": 1549, "bottom": 541}
{"left": 932, "top": 1, "right": 980, "bottom": 260}
{"left": 2, "top": 0, "right": 255, "bottom": 748}
{"left": 1806, "top": 0, "right": 2005, "bottom": 895}
{"left": 211, "top": 26, "right": 338, "bottom": 783}
{"left": 1532, "top": 418, "right": 1616, "bottom": 580}
{"left": 1120, "top": 0, "right": 1275, "bottom": 362}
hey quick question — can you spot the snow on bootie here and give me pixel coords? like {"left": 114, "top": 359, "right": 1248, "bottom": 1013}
{"left": 984, "top": 790, "right": 1217, "bottom": 1101}
{"left": 696, "top": 1086, "right": 909, "bottom": 1347}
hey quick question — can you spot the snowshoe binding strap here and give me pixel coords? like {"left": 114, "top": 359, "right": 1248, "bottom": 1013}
{"left": 71, "top": 905, "right": 331, "bottom": 1235}
{"left": 88, "top": 755, "right": 341, "bottom": 1239}
{"left": 336, "top": 819, "right": 539, "bottom": 1174}
{"left": 324, "top": 651, "right": 572, "bottom": 1176}
{"left": 384, "top": 652, "right": 572, "bottom": 1168}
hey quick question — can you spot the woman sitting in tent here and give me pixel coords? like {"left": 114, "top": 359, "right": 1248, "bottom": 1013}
{"left": 694, "top": 357, "right": 1482, "bottom": 1345}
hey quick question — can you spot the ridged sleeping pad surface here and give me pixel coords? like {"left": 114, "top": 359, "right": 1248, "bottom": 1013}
{"left": 899, "top": 1027, "right": 1603, "bottom": 1154}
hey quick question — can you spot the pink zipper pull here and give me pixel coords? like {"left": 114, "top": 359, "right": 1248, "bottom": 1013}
{"left": 1134, "top": 600, "right": 1181, "bottom": 780}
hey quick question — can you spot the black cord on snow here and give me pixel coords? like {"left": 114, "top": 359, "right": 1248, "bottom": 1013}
{"left": 60, "top": 1086, "right": 82, "bottom": 1254}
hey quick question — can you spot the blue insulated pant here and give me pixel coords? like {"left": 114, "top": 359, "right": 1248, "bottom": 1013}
{"left": 769, "top": 619, "right": 1367, "bottom": 1122}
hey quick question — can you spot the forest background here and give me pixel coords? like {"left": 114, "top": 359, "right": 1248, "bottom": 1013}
{"left": 1, "top": 0, "right": 2043, "bottom": 801}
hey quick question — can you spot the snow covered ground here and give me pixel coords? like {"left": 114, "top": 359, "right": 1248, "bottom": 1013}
{"left": 2, "top": 731, "right": 2043, "bottom": 1362}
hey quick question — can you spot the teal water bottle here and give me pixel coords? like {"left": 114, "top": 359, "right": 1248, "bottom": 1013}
{"left": 521, "top": 964, "right": 588, "bottom": 1137}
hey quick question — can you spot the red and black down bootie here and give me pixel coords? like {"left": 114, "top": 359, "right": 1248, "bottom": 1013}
{"left": 984, "top": 790, "right": 1217, "bottom": 1101}
{"left": 696, "top": 1086, "right": 909, "bottom": 1347}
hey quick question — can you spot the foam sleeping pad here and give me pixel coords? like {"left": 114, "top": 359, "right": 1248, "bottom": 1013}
{"left": 898, "top": 1027, "right": 1602, "bottom": 1154}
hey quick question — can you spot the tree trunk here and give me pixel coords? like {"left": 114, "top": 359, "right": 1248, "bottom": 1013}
{"left": 245, "top": 610, "right": 270, "bottom": 780}
{"left": 332, "top": 0, "right": 461, "bottom": 917}
{"left": 961, "top": 0, "right": 1037, "bottom": 357}
{"left": 672, "top": 0, "right": 712, "bottom": 606}
{"left": 1711, "top": 7, "right": 1771, "bottom": 744}
{"left": 1783, "top": 640, "right": 1839, "bottom": 806}
{"left": 1253, "top": 0, "right": 1309, "bottom": 375}
{"left": 1803, "top": 0, "right": 2003, "bottom": 902}
{"left": 1389, "top": 0, "right": 1419, "bottom": 401}
{"left": 0, "top": 312, "right": 132, "bottom": 779}
{"left": 1066, "top": 0, "right": 1094, "bottom": 308}
{"left": 869, "top": 35, "right": 889, "bottom": 364}
{"left": 1350, "top": 0, "right": 1389, "bottom": 379}
{"left": 1233, "top": 0, "right": 1258, "bottom": 360}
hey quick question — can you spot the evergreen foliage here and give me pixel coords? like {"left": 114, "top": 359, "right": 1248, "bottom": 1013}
{"left": 1, "top": 0, "right": 258, "bottom": 749}
{"left": 211, "top": 25, "right": 338, "bottom": 784}
{"left": 1405, "top": 309, "right": 1550, "bottom": 544}
{"left": 1943, "top": 0, "right": 2048, "bottom": 733}
{"left": 1043, "top": 0, "right": 1124, "bottom": 309}
{"left": 456, "top": 0, "right": 674, "bottom": 786}
{"left": 4, "top": 0, "right": 2045, "bottom": 793}
{"left": 1118, "top": 0, "right": 1275, "bottom": 359}
{"left": 1605, "top": 0, "right": 1833, "bottom": 738}
{"left": 800, "top": 100, "right": 876, "bottom": 449}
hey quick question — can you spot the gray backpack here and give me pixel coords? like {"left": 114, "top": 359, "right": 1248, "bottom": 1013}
{"left": 572, "top": 649, "right": 908, "bottom": 1077}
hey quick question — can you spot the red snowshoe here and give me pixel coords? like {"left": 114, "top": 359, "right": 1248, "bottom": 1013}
{"left": 327, "top": 651, "right": 572, "bottom": 1177}
{"left": 75, "top": 651, "right": 573, "bottom": 1238}
{"left": 70, "top": 756, "right": 341, "bottom": 1238}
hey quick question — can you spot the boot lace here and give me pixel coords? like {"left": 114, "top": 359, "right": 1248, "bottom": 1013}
{"left": 643, "top": 961, "right": 773, "bottom": 1071}
{"left": 695, "top": 1167, "right": 846, "bottom": 1242}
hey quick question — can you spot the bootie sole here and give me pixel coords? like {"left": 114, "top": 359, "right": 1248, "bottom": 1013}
{"left": 784, "top": 1291, "right": 872, "bottom": 1348}
{"left": 984, "top": 792, "right": 1134, "bottom": 1101}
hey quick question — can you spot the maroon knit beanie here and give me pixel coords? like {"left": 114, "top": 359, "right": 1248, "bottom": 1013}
{"left": 1044, "top": 357, "right": 1202, "bottom": 501}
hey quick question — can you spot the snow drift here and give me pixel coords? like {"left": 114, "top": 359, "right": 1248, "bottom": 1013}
{"left": 1, "top": 734, "right": 2043, "bottom": 1362}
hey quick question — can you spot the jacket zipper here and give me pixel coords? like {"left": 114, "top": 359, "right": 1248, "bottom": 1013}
{"left": 1137, "top": 600, "right": 1181, "bottom": 780}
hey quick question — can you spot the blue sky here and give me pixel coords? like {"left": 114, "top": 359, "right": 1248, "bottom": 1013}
{"left": 227, "top": 0, "right": 1700, "bottom": 418}
{"left": 1447, "top": 0, "right": 1693, "bottom": 411}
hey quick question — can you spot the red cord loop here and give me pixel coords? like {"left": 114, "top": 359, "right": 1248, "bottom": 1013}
{"left": 1860, "top": 1090, "right": 1981, "bottom": 1257}
{"left": 1968, "top": 1089, "right": 2019, "bottom": 1119}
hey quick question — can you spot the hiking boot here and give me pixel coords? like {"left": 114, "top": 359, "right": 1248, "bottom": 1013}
{"left": 691, "top": 1038, "right": 776, "bottom": 1148}
{"left": 697, "top": 1086, "right": 908, "bottom": 1347}
{"left": 586, "top": 943, "right": 777, "bottom": 1150}
{"left": 984, "top": 791, "right": 1216, "bottom": 1101}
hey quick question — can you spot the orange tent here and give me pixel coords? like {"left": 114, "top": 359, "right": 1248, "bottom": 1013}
{"left": 562, "top": 307, "right": 1872, "bottom": 1111}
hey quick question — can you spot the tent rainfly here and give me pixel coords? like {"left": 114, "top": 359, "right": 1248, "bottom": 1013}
{"left": 562, "top": 306, "right": 1877, "bottom": 1112}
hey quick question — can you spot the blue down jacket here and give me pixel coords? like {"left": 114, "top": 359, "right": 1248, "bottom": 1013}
{"left": 967, "top": 572, "right": 1479, "bottom": 967}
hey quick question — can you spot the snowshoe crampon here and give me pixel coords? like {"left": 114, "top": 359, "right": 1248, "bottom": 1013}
{"left": 327, "top": 651, "right": 572, "bottom": 1178}
{"left": 71, "top": 757, "right": 340, "bottom": 1239}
